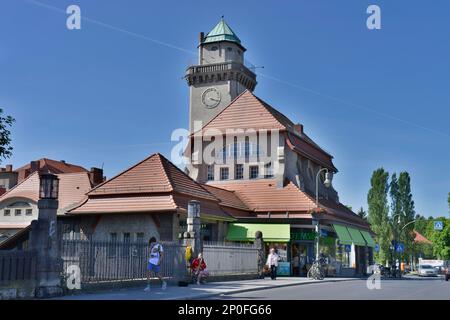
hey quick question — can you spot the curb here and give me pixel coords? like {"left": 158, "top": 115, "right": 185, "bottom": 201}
{"left": 168, "top": 278, "right": 363, "bottom": 300}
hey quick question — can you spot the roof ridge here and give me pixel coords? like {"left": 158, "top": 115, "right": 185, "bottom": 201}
{"left": 87, "top": 153, "right": 162, "bottom": 194}
{"left": 153, "top": 153, "right": 219, "bottom": 202}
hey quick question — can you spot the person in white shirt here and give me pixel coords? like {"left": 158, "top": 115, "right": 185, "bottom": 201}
{"left": 266, "top": 248, "right": 280, "bottom": 280}
{"left": 144, "top": 237, "right": 167, "bottom": 291}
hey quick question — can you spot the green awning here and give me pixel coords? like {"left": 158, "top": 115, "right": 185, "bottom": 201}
{"left": 226, "top": 223, "right": 290, "bottom": 242}
{"left": 333, "top": 224, "right": 353, "bottom": 245}
{"left": 360, "top": 230, "right": 376, "bottom": 247}
{"left": 347, "top": 227, "right": 367, "bottom": 246}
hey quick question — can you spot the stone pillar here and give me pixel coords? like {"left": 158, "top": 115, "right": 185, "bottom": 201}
{"left": 255, "top": 231, "right": 265, "bottom": 279}
{"left": 29, "top": 199, "right": 63, "bottom": 298}
{"left": 186, "top": 200, "right": 202, "bottom": 257}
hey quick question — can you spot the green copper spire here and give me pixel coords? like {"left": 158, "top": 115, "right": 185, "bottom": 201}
{"left": 203, "top": 17, "right": 242, "bottom": 46}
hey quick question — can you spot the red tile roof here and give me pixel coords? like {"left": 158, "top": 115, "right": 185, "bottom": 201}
{"left": 0, "top": 171, "right": 92, "bottom": 213}
{"left": 191, "top": 90, "right": 337, "bottom": 171}
{"left": 70, "top": 153, "right": 234, "bottom": 221}
{"left": 413, "top": 230, "right": 432, "bottom": 244}
{"left": 15, "top": 158, "right": 88, "bottom": 182}
{"left": 207, "top": 179, "right": 370, "bottom": 229}
{"left": 208, "top": 179, "right": 316, "bottom": 212}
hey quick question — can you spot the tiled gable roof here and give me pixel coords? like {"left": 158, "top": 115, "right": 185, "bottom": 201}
{"left": 88, "top": 153, "right": 217, "bottom": 202}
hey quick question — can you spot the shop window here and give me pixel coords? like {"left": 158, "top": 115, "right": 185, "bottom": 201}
{"left": 249, "top": 166, "right": 259, "bottom": 179}
{"left": 220, "top": 167, "right": 229, "bottom": 180}
{"left": 235, "top": 164, "right": 244, "bottom": 180}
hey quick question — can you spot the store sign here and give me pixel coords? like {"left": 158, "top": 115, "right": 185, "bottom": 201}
{"left": 291, "top": 232, "right": 316, "bottom": 241}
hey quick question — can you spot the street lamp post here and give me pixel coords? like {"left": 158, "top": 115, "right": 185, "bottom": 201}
{"left": 314, "top": 168, "right": 333, "bottom": 261}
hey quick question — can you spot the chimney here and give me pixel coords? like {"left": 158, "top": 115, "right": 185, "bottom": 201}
{"left": 293, "top": 124, "right": 304, "bottom": 135}
{"left": 89, "top": 167, "right": 104, "bottom": 186}
{"left": 30, "top": 161, "right": 39, "bottom": 174}
{"left": 5, "top": 164, "right": 12, "bottom": 172}
{"left": 199, "top": 32, "right": 204, "bottom": 44}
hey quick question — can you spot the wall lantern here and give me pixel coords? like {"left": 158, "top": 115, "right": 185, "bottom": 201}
{"left": 188, "top": 200, "right": 201, "bottom": 218}
{"left": 39, "top": 173, "right": 59, "bottom": 200}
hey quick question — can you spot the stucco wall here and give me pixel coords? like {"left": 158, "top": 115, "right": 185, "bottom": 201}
{"left": 81, "top": 214, "right": 162, "bottom": 242}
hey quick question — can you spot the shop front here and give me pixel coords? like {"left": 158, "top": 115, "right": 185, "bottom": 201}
{"left": 226, "top": 222, "right": 376, "bottom": 277}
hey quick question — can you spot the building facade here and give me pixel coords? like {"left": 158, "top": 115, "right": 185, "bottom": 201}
{"left": 184, "top": 18, "right": 375, "bottom": 276}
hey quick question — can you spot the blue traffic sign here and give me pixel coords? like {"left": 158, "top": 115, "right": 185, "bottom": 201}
{"left": 434, "top": 221, "right": 444, "bottom": 231}
{"left": 395, "top": 243, "right": 404, "bottom": 253}
{"left": 344, "top": 245, "right": 352, "bottom": 253}
{"left": 374, "top": 244, "right": 380, "bottom": 252}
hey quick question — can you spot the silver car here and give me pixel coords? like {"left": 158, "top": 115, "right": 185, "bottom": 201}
{"left": 418, "top": 265, "right": 438, "bottom": 277}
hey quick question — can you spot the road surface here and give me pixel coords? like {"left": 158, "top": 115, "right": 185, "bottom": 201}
{"left": 211, "top": 276, "right": 450, "bottom": 300}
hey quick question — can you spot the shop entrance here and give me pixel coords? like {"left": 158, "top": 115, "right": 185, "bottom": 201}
{"left": 291, "top": 242, "right": 314, "bottom": 276}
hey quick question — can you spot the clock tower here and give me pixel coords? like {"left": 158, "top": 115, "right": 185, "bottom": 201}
{"left": 185, "top": 18, "right": 257, "bottom": 132}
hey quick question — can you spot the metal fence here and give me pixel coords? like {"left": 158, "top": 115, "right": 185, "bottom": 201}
{"left": 61, "top": 240, "right": 185, "bottom": 284}
{"left": 61, "top": 239, "right": 259, "bottom": 284}
{"left": 0, "top": 250, "right": 37, "bottom": 286}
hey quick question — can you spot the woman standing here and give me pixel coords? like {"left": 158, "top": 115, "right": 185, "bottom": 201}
{"left": 266, "top": 248, "right": 280, "bottom": 280}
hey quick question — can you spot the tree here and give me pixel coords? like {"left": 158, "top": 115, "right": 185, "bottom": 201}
{"left": 357, "top": 207, "right": 367, "bottom": 221}
{"left": 429, "top": 217, "right": 450, "bottom": 260}
{"left": 0, "top": 108, "right": 15, "bottom": 163}
{"left": 398, "top": 172, "right": 416, "bottom": 262}
{"left": 368, "top": 168, "right": 391, "bottom": 265}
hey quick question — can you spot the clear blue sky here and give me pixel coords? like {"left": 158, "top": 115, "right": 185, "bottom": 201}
{"left": 1, "top": 0, "right": 449, "bottom": 217}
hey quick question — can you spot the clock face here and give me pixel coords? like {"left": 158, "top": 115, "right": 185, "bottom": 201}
{"left": 201, "top": 87, "right": 221, "bottom": 109}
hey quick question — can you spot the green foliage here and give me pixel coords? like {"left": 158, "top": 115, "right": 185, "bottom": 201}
{"left": 397, "top": 172, "right": 416, "bottom": 260}
{"left": 368, "top": 168, "right": 391, "bottom": 264}
{"left": 0, "top": 108, "right": 15, "bottom": 163}
{"left": 357, "top": 207, "right": 367, "bottom": 221}
{"left": 429, "top": 217, "right": 450, "bottom": 260}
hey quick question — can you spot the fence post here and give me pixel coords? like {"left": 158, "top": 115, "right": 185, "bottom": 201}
{"left": 29, "top": 187, "right": 64, "bottom": 298}
{"left": 255, "top": 231, "right": 265, "bottom": 279}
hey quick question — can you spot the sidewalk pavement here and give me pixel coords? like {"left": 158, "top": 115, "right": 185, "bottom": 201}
{"left": 55, "top": 277, "right": 361, "bottom": 300}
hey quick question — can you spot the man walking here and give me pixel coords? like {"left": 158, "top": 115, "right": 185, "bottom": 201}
{"left": 144, "top": 236, "right": 167, "bottom": 291}
{"left": 266, "top": 248, "right": 279, "bottom": 280}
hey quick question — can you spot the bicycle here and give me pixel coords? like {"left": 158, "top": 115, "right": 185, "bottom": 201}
{"left": 307, "top": 259, "right": 325, "bottom": 280}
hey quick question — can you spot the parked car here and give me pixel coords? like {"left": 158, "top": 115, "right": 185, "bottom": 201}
{"left": 418, "top": 265, "right": 438, "bottom": 277}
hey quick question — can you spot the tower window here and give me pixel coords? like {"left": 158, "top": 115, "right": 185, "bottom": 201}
{"left": 227, "top": 47, "right": 233, "bottom": 52}
{"left": 207, "top": 165, "right": 214, "bottom": 181}
{"left": 250, "top": 166, "right": 259, "bottom": 179}
{"left": 220, "top": 167, "right": 229, "bottom": 180}
{"left": 15, "top": 209, "right": 22, "bottom": 216}
{"left": 235, "top": 164, "right": 244, "bottom": 180}
{"left": 211, "top": 46, "right": 218, "bottom": 51}
{"left": 26, "top": 209, "right": 32, "bottom": 216}
{"left": 4, "top": 209, "right": 10, "bottom": 216}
